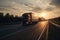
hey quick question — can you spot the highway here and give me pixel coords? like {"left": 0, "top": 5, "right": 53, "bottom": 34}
{"left": 0, "top": 21, "right": 48, "bottom": 40}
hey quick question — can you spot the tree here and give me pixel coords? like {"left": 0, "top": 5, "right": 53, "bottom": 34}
{"left": 10, "top": 15, "right": 14, "bottom": 22}
{"left": 0, "top": 12, "right": 3, "bottom": 17}
{"left": 5, "top": 13, "right": 10, "bottom": 18}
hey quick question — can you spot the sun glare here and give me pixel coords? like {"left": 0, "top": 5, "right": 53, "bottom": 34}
{"left": 41, "top": 13, "right": 46, "bottom": 17}
{"left": 39, "top": 12, "right": 47, "bottom": 19}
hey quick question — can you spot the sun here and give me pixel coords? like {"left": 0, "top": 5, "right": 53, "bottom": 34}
{"left": 41, "top": 13, "right": 46, "bottom": 17}
{"left": 39, "top": 12, "right": 47, "bottom": 19}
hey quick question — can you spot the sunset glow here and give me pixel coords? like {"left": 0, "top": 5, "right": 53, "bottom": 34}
{"left": 39, "top": 12, "right": 47, "bottom": 19}
{"left": 41, "top": 12, "right": 46, "bottom": 17}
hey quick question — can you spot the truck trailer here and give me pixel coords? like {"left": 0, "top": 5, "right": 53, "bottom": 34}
{"left": 22, "top": 12, "right": 32, "bottom": 25}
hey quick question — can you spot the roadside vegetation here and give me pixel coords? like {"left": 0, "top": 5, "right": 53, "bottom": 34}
{"left": 0, "top": 12, "right": 22, "bottom": 25}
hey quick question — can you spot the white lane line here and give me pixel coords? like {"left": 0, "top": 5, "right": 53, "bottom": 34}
{"left": 50, "top": 21, "right": 60, "bottom": 27}
{"left": 37, "top": 23, "right": 48, "bottom": 40}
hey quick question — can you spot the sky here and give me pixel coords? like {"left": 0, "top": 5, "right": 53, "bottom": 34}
{"left": 0, "top": 0, "right": 60, "bottom": 19}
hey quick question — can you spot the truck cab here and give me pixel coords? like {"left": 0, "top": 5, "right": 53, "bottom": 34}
{"left": 22, "top": 13, "right": 32, "bottom": 25}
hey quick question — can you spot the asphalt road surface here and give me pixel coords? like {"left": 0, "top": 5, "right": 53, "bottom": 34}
{"left": 0, "top": 21, "right": 48, "bottom": 40}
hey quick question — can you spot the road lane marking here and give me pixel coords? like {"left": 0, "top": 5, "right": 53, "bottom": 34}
{"left": 37, "top": 22, "right": 48, "bottom": 40}
{"left": 50, "top": 21, "right": 60, "bottom": 27}
{"left": 0, "top": 21, "right": 48, "bottom": 39}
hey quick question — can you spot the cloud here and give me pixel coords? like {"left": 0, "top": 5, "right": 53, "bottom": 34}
{"left": 0, "top": 0, "right": 23, "bottom": 10}
{"left": 0, "top": 0, "right": 52, "bottom": 16}
{"left": 50, "top": 0, "right": 60, "bottom": 8}
{"left": 0, "top": 7, "right": 10, "bottom": 11}
{"left": 30, "top": 7, "right": 42, "bottom": 13}
{"left": 22, "top": 2, "right": 42, "bottom": 12}
{"left": 0, "top": 0, "right": 51, "bottom": 11}
{"left": 45, "top": 6, "right": 55, "bottom": 11}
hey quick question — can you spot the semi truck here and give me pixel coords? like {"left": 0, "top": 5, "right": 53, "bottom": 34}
{"left": 22, "top": 12, "right": 32, "bottom": 25}
{"left": 22, "top": 12, "right": 45, "bottom": 25}
{"left": 22, "top": 12, "right": 39, "bottom": 25}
